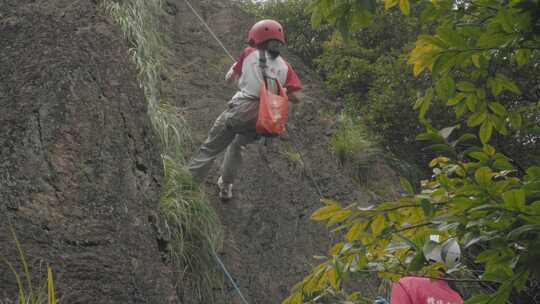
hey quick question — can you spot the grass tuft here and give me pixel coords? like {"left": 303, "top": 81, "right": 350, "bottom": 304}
{"left": 104, "top": 0, "right": 224, "bottom": 301}
{"left": 1, "top": 226, "right": 58, "bottom": 304}
{"left": 330, "top": 114, "right": 379, "bottom": 168}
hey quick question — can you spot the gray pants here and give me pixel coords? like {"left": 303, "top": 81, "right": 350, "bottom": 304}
{"left": 188, "top": 96, "right": 259, "bottom": 184}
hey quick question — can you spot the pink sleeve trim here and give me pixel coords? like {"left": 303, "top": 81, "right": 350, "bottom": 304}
{"left": 233, "top": 47, "right": 256, "bottom": 76}
{"left": 285, "top": 62, "right": 302, "bottom": 93}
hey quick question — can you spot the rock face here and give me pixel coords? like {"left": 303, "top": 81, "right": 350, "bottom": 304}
{"left": 0, "top": 1, "right": 175, "bottom": 303}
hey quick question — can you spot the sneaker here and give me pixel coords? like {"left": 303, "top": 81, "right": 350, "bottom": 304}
{"left": 217, "top": 176, "right": 233, "bottom": 201}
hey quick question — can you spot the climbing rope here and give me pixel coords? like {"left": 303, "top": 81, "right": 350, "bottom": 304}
{"left": 182, "top": 0, "right": 236, "bottom": 62}
{"left": 182, "top": 0, "right": 326, "bottom": 302}
{"left": 210, "top": 248, "right": 251, "bottom": 304}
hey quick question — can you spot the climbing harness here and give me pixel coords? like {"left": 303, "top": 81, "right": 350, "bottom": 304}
{"left": 182, "top": 0, "right": 325, "bottom": 302}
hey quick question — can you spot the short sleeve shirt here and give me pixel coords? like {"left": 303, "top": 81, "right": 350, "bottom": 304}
{"left": 231, "top": 47, "right": 302, "bottom": 99}
{"left": 391, "top": 277, "right": 464, "bottom": 304}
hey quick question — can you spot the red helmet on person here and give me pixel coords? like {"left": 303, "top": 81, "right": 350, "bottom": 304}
{"left": 247, "top": 19, "right": 285, "bottom": 47}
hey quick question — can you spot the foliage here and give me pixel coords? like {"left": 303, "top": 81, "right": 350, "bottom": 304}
{"left": 284, "top": 1, "right": 540, "bottom": 303}
{"left": 105, "top": 0, "right": 224, "bottom": 302}
{"left": 331, "top": 115, "right": 377, "bottom": 165}
{"left": 315, "top": 34, "right": 376, "bottom": 102}
{"left": 330, "top": 115, "right": 385, "bottom": 184}
{"left": 309, "top": 6, "right": 445, "bottom": 170}
{"left": 1, "top": 226, "right": 57, "bottom": 304}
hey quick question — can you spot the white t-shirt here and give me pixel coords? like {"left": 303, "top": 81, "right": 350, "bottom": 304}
{"left": 229, "top": 47, "right": 302, "bottom": 100}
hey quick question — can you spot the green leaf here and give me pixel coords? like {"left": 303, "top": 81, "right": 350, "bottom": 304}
{"left": 483, "top": 144, "right": 495, "bottom": 156}
{"left": 453, "top": 196, "right": 475, "bottom": 211}
{"left": 447, "top": 92, "right": 465, "bottom": 106}
{"left": 326, "top": 266, "right": 340, "bottom": 289}
{"left": 471, "top": 54, "right": 482, "bottom": 68}
{"left": 400, "top": 176, "right": 415, "bottom": 194}
{"left": 491, "top": 180, "right": 513, "bottom": 195}
{"left": 491, "top": 114, "right": 508, "bottom": 135}
{"left": 283, "top": 292, "right": 303, "bottom": 304}
{"left": 467, "top": 111, "right": 487, "bottom": 127}
{"left": 420, "top": 199, "right": 435, "bottom": 217}
{"left": 475, "top": 248, "right": 500, "bottom": 263}
{"left": 488, "top": 102, "right": 507, "bottom": 116}
{"left": 479, "top": 120, "right": 493, "bottom": 144}
{"left": 346, "top": 222, "right": 364, "bottom": 242}
{"left": 515, "top": 49, "right": 531, "bottom": 66}
{"left": 311, "top": 203, "right": 340, "bottom": 221}
{"left": 455, "top": 133, "right": 477, "bottom": 145}
{"left": 429, "top": 143, "right": 452, "bottom": 153}
{"left": 327, "top": 209, "right": 352, "bottom": 226}
{"left": 465, "top": 294, "right": 491, "bottom": 304}
{"left": 514, "top": 270, "right": 530, "bottom": 292}
{"left": 476, "top": 88, "right": 486, "bottom": 100}
{"left": 475, "top": 167, "right": 493, "bottom": 187}
{"left": 408, "top": 251, "right": 425, "bottom": 271}
{"left": 436, "top": 76, "right": 456, "bottom": 100}
{"left": 432, "top": 53, "right": 456, "bottom": 76}
{"left": 477, "top": 32, "right": 515, "bottom": 48}
{"left": 488, "top": 77, "right": 503, "bottom": 96}
{"left": 419, "top": 89, "right": 434, "bottom": 118}
{"left": 493, "top": 159, "right": 514, "bottom": 170}
{"left": 396, "top": 233, "right": 417, "bottom": 249}
{"left": 384, "top": 0, "right": 399, "bottom": 9}
{"left": 496, "top": 73, "right": 521, "bottom": 95}
{"left": 399, "top": 0, "right": 410, "bottom": 15}
{"left": 457, "top": 81, "right": 476, "bottom": 92}
{"left": 455, "top": 102, "right": 467, "bottom": 117}
{"left": 48, "top": 267, "right": 57, "bottom": 304}
{"left": 465, "top": 94, "right": 478, "bottom": 112}
{"left": 469, "top": 151, "right": 490, "bottom": 163}
{"left": 417, "top": 35, "right": 449, "bottom": 49}
{"left": 507, "top": 224, "right": 540, "bottom": 240}
{"left": 527, "top": 166, "right": 540, "bottom": 178}
{"left": 371, "top": 214, "right": 386, "bottom": 237}
{"left": 509, "top": 112, "right": 522, "bottom": 129}
{"left": 416, "top": 132, "right": 444, "bottom": 143}
{"left": 502, "top": 189, "right": 526, "bottom": 211}
{"left": 437, "top": 26, "right": 466, "bottom": 47}
{"left": 498, "top": 8, "right": 515, "bottom": 33}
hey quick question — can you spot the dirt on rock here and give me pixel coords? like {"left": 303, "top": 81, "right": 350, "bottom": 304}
{"left": 159, "top": 0, "right": 398, "bottom": 303}
{"left": 0, "top": 1, "right": 175, "bottom": 303}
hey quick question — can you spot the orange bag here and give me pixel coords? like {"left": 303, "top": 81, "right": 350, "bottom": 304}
{"left": 256, "top": 79, "right": 289, "bottom": 135}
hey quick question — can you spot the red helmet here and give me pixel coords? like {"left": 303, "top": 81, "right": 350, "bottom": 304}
{"left": 247, "top": 19, "right": 285, "bottom": 47}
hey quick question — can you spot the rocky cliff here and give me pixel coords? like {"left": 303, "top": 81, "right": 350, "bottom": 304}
{"left": 0, "top": 1, "right": 175, "bottom": 302}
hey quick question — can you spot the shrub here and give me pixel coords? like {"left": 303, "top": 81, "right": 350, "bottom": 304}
{"left": 284, "top": 1, "right": 540, "bottom": 303}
